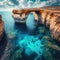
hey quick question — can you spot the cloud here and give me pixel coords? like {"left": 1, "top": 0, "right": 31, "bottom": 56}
{"left": 0, "top": 2, "right": 4, "bottom": 5}
{"left": 8, "top": 1, "right": 14, "bottom": 6}
{"left": 0, "top": 0, "right": 59, "bottom": 11}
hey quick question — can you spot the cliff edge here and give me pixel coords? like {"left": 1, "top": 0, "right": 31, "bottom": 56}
{"left": 12, "top": 6, "right": 60, "bottom": 42}
{"left": 0, "top": 15, "right": 4, "bottom": 41}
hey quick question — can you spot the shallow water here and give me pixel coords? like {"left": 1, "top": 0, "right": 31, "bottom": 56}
{"left": 0, "top": 11, "right": 60, "bottom": 60}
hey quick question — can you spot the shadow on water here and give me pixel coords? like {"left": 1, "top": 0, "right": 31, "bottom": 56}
{"left": 14, "top": 22, "right": 27, "bottom": 34}
{"left": 20, "top": 50, "right": 45, "bottom": 60}
{"left": 21, "top": 51, "right": 37, "bottom": 60}
{"left": 14, "top": 22, "right": 38, "bottom": 35}
{"left": 0, "top": 32, "right": 7, "bottom": 59}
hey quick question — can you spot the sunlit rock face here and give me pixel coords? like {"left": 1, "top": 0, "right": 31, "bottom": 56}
{"left": 45, "top": 12, "right": 53, "bottom": 27}
{"left": 40, "top": 10, "right": 47, "bottom": 24}
{"left": 26, "top": 12, "right": 37, "bottom": 32}
{"left": 50, "top": 15, "right": 57, "bottom": 31}
{"left": 12, "top": 11, "right": 27, "bottom": 23}
{"left": 40, "top": 8, "right": 60, "bottom": 42}
{"left": 0, "top": 15, "right": 4, "bottom": 41}
{"left": 12, "top": 6, "right": 60, "bottom": 42}
{"left": 50, "top": 16, "right": 60, "bottom": 42}
{"left": 18, "top": 35, "right": 43, "bottom": 56}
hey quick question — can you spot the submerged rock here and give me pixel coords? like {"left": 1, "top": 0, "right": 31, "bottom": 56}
{"left": 42, "top": 36, "right": 51, "bottom": 41}
{"left": 50, "top": 15, "right": 60, "bottom": 42}
{"left": 11, "top": 48, "right": 23, "bottom": 60}
{"left": 18, "top": 35, "right": 43, "bottom": 56}
{"left": 7, "top": 30, "right": 17, "bottom": 40}
{"left": 25, "top": 47, "right": 33, "bottom": 56}
{"left": 38, "top": 26, "right": 46, "bottom": 34}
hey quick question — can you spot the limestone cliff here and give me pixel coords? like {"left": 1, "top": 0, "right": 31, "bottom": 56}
{"left": 0, "top": 15, "right": 4, "bottom": 41}
{"left": 12, "top": 6, "right": 60, "bottom": 42}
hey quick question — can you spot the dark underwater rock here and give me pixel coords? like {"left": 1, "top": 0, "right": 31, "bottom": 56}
{"left": 38, "top": 26, "right": 46, "bottom": 34}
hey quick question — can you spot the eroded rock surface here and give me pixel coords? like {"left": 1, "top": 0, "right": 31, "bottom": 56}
{"left": 12, "top": 6, "right": 60, "bottom": 42}
{"left": 0, "top": 15, "right": 4, "bottom": 41}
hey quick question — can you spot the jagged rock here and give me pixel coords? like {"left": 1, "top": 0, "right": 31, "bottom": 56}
{"left": 45, "top": 12, "right": 53, "bottom": 28}
{"left": 40, "top": 10, "right": 47, "bottom": 24}
{"left": 0, "top": 15, "right": 4, "bottom": 41}
{"left": 12, "top": 6, "right": 60, "bottom": 43}
{"left": 49, "top": 15, "right": 60, "bottom": 42}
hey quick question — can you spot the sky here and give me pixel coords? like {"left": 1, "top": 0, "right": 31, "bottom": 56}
{"left": 0, "top": 0, "right": 60, "bottom": 11}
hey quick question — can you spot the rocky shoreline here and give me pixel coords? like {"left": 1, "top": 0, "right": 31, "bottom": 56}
{"left": 12, "top": 6, "right": 60, "bottom": 42}
{"left": 0, "top": 15, "right": 4, "bottom": 41}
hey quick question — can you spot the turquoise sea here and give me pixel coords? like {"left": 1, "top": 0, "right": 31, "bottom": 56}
{"left": 0, "top": 11, "right": 60, "bottom": 60}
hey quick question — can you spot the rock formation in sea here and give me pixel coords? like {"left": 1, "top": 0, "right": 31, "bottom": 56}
{"left": 0, "top": 15, "right": 4, "bottom": 41}
{"left": 12, "top": 6, "right": 60, "bottom": 42}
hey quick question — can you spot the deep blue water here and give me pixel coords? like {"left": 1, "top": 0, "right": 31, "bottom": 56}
{"left": 0, "top": 11, "right": 60, "bottom": 60}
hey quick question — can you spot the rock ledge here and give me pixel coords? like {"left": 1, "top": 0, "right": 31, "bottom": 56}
{"left": 12, "top": 6, "right": 60, "bottom": 42}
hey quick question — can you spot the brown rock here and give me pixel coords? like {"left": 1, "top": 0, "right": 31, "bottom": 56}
{"left": 49, "top": 15, "right": 57, "bottom": 31}
{"left": 0, "top": 15, "right": 4, "bottom": 41}
{"left": 45, "top": 12, "right": 53, "bottom": 27}
{"left": 12, "top": 6, "right": 60, "bottom": 42}
{"left": 40, "top": 10, "right": 47, "bottom": 24}
{"left": 51, "top": 24, "right": 60, "bottom": 41}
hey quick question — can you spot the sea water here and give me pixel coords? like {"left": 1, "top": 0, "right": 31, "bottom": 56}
{"left": 0, "top": 11, "right": 60, "bottom": 60}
